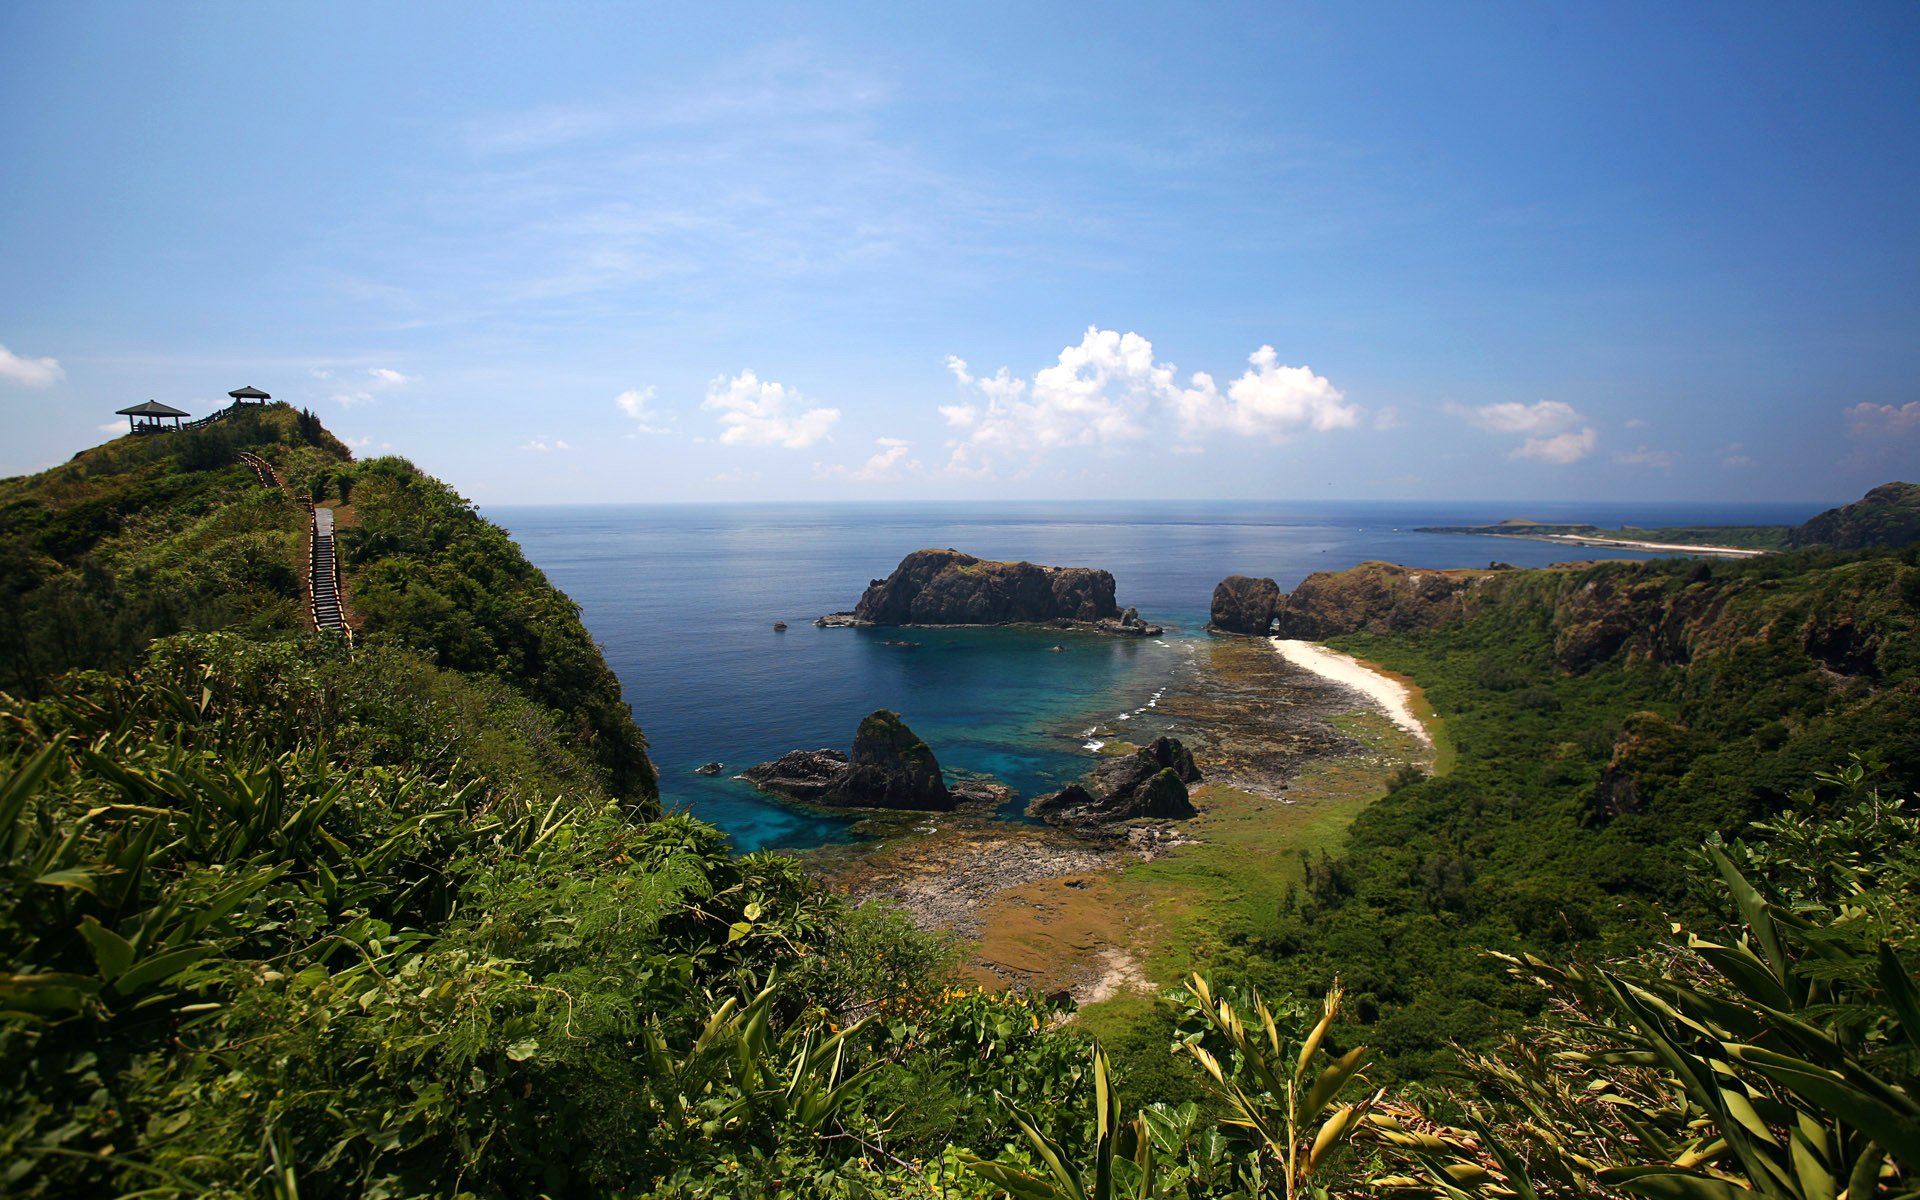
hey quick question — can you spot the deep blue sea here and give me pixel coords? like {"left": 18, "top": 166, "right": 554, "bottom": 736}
{"left": 488, "top": 500, "right": 1821, "bottom": 852}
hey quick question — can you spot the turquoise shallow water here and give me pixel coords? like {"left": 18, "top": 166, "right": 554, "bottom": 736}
{"left": 488, "top": 499, "right": 1821, "bottom": 851}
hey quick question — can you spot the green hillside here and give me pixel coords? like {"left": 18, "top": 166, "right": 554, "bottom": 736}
{"left": 2, "top": 417, "right": 1915, "bottom": 1197}
{"left": 1253, "top": 548, "right": 1920, "bottom": 1073}
{"left": 0, "top": 405, "right": 654, "bottom": 804}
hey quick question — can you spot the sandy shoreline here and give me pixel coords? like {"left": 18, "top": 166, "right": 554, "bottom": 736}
{"left": 1535, "top": 532, "right": 1766, "bottom": 557}
{"left": 1270, "top": 638, "right": 1431, "bottom": 746}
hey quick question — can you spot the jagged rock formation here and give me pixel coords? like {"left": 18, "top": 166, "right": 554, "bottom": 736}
{"left": 1209, "top": 575, "right": 1281, "bottom": 635}
{"left": 743, "top": 709, "right": 955, "bottom": 811}
{"left": 1788, "top": 481, "right": 1920, "bottom": 549}
{"left": 818, "top": 548, "right": 1162, "bottom": 635}
{"left": 1028, "top": 736, "right": 1201, "bottom": 827}
{"left": 1271, "top": 561, "right": 1498, "bottom": 641}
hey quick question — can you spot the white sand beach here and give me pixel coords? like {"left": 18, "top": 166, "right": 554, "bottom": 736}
{"left": 1270, "top": 638, "right": 1432, "bottom": 747}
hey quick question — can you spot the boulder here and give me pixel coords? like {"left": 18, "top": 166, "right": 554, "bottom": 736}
{"left": 1209, "top": 575, "right": 1281, "bottom": 635}
{"left": 694, "top": 761, "right": 723, "bottom": 776}
{"left": 741, "top": 748, "right": 850, "bottom": 801}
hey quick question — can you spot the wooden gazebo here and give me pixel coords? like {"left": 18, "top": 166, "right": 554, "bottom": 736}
{"left": 228, "top": 385, "right": 271, "bottom": 404}
{"left": 116, "top": 400, "right": 190, "bottom": 434}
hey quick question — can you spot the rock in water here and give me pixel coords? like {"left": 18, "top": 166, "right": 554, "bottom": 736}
{"left": 818, "top": 547, "right": 1162, "bottom": 635}
{"left": 1028, "top": 735, "right": 1201, "bottom": 827}
{"left": 741, "top": 749, "right": 850, "bottom": 801}
{"left": 842, "top": 709, "right": 952, "bottom": 809}
{"left": 742, "top": 710, "right": 955, "bottom": 811}
{"left": 772, "top": 621, "right": 788, "bottom": 631}
{"left": 694, "top": 761, "right": 724, "bottom": 776}
{"left": 1209, "top": 575, "right": 1281, "bottom": 635}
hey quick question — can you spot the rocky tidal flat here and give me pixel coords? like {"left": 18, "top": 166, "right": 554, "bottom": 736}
{"left": 801, "top": 630, "right": 1406, "bottom": 999}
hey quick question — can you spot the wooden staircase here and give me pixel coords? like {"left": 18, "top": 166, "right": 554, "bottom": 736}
{"left": 310, "top": 507, "right": 347, "bottom": 636}
{"left": 237, "top": 451, "right": 352, "bottom": 643}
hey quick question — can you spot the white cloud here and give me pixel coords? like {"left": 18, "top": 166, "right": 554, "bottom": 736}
{"left": 1371, "top": 406, "right": 1403, "bottom": 431}
{"left": 1846, "top": 401, "right": 1920, "bottom": 439}
{"left": 1625, "top": 417, "right": 1649, "bottom": 429}
{"left": 818, "top": 436, "right": 921, "bottom": 482}
{"left": 1447, "top": 398, "right": 1596, "bottom": 463}
{"left": 942, "top": 328, "right": 1357, "bottom": 472}
{"left": 1614, "top": 444, "right": 1677, "bottom": 470}
{"left": 332, "top": 366, "right": 409, "bottom": 408}
{"left": 1171, "top": 346, "right": 1358, "bottom": 439}
{"left": 1719, "top": 442, "right": 1757, "bottom": 468}
{"left": 615, "top": 386, "right": 672, "bottom": 433}
{"left": 96, "top": 420, "right": 125, "bottom": 433}
{"left": 1513, "top": 427, "right": 1598, "bottom": 464}
{"left": 521, "top": 436, "right": 571, "bottom": 452}
{"left": 0, "top": 345, "right": 64, "bottom": 387}
{"left": 1447, "top": 399, "right": 1583, "bottom": 434}
{"left": 703, "top": 369, "right": 839, "bottom": 448}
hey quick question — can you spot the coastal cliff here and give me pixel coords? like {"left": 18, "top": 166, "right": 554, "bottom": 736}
{"left": 1787, "top": 480, "right": 1920, "bottom": 549}
{"left": 1271, "top": 550, "right": 1920, "bottom": 676}
{"left": 820, "top": 547, "right": 1161, "bottom": 635}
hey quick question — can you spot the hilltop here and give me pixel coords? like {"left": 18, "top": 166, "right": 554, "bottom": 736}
{"left": 0, "top": 402, "right": 655, "bottom": 802}
{"left": 1788, "top": 480, "right": 1920, "bottom": 549}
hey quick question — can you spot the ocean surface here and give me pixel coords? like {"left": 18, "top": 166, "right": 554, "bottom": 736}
{"left": 488, "top": 500, "right": 1821, "bottom": 852}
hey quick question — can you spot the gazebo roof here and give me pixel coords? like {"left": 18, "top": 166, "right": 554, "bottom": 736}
{"left": 228, "top": 385, "right": 271, "bottom": 399}
{"left": 116, "top": 400, "right": 191, "bottom": 417}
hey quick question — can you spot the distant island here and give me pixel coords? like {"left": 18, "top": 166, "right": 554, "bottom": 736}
{"left": 1411, "top": 518, "right": 1781, "bottom": 556}
{"left": 1414, "top": 481, "right": 1920, "bottom": 558}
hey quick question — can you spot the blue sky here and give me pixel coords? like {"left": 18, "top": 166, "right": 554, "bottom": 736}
{"left": 3, "top": 2, "right": 1916, "bottom": 504}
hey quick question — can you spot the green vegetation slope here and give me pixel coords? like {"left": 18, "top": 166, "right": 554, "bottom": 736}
{"left": 3, "top": 417, "right": 1914, "bottom": 1197}
{"left": 1253, "top": 547, "right": 1920, "bottom": 1075}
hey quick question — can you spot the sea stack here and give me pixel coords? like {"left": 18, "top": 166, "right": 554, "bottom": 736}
{"left": 1209, "top": 575, "right": 1281, "bottom": 635}
{"left": 817, "top": 548, "right": 1162, "bottom": 635}
{"left": 743, "top": 709, "right": 955, "bottom": 811}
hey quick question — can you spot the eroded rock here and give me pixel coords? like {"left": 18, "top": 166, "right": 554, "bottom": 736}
{"left": 1029, "top": 735, "right": 1201, "bottom": 827}
{"left": 743, "top": 710, "right": 956, "bottom": 811}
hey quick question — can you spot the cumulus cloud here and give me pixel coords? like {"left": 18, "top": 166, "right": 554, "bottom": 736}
{"left": 818, "top": 436, "right": 921, "bottom": 482}
{"left": 941, "top": 328, "right": 1357, "bottom": 472}
{"left": 703, "top": 369, "right": 839, "bottom": 448}
{"left": 1448, "top": 398, "right": 1596, "bottom": 464}
{"left": 1625, "top": 417, "right": 1649, "bottom": 429}
{"left": 1846, "top": 401, "right": 1920, "bottom": 440}
{"left": 0, "top": 345, "right": 65, "bottom": 387}
{"left": 1720, "top": 442, "right": 1757, "bottom": 468}
{"left": 1613, "top": 445, "right": 1677, "bottom": 470}
{"left": 1513, "top": 428, "right": 1598, "bottom": 464}
{"left": 1171, "top": 346, "right": 1358, "bottom": 440}
{"left": 521, "top": 436, "right": 571, "bottom": 452}
{"left": 615, "top": 386, "right": 672, "bottom": 434}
